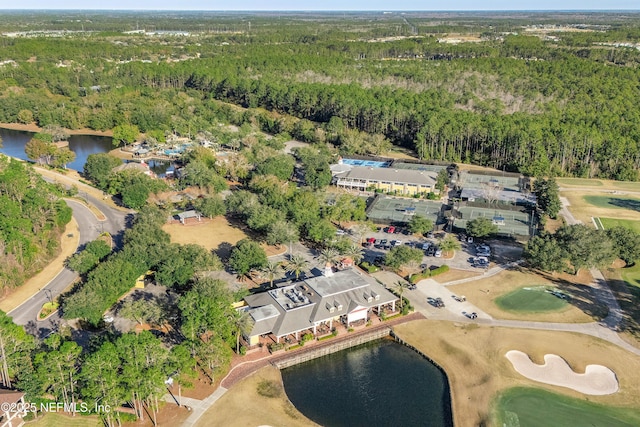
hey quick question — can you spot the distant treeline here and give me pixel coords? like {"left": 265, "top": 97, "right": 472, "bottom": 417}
{"left": 0, "top": 14, "right": 640, "bottom": 179}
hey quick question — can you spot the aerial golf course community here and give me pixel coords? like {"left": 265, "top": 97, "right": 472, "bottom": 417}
{"left": 1, "top": 8, "right": 640, "bottom": 427}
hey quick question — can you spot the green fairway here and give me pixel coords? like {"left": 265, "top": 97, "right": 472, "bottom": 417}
{"left": 599, "top": 217, "right": 640, "bottom": 233}
{"left": 612, "top": 181, "right": 640, "bottom": 191}
{"left": 556, "top": 178, "right": 604, "bottom": 186}
{"left": 29, "top": 413, "right": 100, "bottom": 427}
{"left": 620, "top": 262, "right": 640, "bottom": 288}
{"left": 495, "top": 286, "right": 567, "bottom": 312}
{"left": 495, "top": 387, "right": 640, "bottom": 427}
{"left": 583, "top": 195, "right": 640, "bottom": 212}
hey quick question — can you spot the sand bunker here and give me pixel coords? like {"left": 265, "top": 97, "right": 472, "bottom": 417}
{"left": 505, "top": 350, "right": 618, "bottom": 395}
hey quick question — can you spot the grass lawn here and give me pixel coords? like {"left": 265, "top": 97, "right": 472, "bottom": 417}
{"left": 599, "top": 217, "right": 640, "bottom": 233}
{"left": 583, "top": 195, "right": 640, "bottom": 212}
{"left": 557, "top": 178, "right": 604, "bottom": 186}
{"left": 612, "top": 181, "right": 640, "bottom": 191}
{"left": 28, "top": 413, "right": 100, "bottom": 427}
{"left": 495, "top": 286, "right": 568, "bottom": 312}
{"left": 494, "top": 387, "right": 640, "bottom": 427}
{"left": 162, "top": 216, "right": 284, "bottom": 258}
{"left": 196, "top": 365, "right": 317, "bottom": 427}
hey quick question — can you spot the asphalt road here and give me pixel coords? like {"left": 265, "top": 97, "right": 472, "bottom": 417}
{"left": 8, "top": 194, "right": 129, "bottom": 338}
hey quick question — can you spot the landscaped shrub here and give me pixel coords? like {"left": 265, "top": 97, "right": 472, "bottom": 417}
{"left": 302, "top": 333, "right": 314, "bottom": 342}
{"left": 430, "top": 264, "right": 450, "bottom": 276}
{"left": 359, "top": 262, "right": 379, "bottom": 273}
{"left": 409, "top": 264, "right": 450, "bottom": 283}
{"left": 269, "top": 342, "right": 285, "bottom": 353}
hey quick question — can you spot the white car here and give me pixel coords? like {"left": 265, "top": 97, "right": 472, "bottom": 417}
{"left": 434, "top": 249, "right": 442, "bottom": 257}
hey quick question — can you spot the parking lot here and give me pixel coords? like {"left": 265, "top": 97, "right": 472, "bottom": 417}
{"left": 354, "top": 222, "right": 525, "bottom": 275}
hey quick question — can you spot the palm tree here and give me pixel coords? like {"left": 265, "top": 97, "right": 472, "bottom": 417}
{"left": 341, "top": 243, "right": 364, "bottom": 265}
{"left": 231, "top": 310, "right": 255, "bottom": 354}
{"left": 285, "top": 254, "right": 309, "bottom": 281}
{"left": 393, "top": 281, "right": 411, "bottom": 311}
{"left": 318, "top": 247, "right": 340, "bottom": 267}
{"left": 439, "top": 235, "right": 461, "bottom": 256}
{"left": 261, "top": 261, "right": 282, "bottom": 288}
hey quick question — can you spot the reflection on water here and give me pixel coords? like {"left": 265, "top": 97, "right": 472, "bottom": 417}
{"left": 0, "top": 128, "right": 113, "bottom": 171}
{"left": 281, "top": 339, "right": 453, "bottom": 427}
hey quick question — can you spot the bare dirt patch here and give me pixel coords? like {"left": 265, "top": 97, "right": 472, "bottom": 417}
{"left": 393, "top": 320, "right": 640, "bottom": 427}
{"left": 449, "top": 269, "right": 595, "bottom": 323}
{"left": 195, "top": 365, "right": 318, "bottom": 427}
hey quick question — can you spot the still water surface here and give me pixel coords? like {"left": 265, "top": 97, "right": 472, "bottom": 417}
{"left": 0, "top": 128, "right": 113, "bottom": 171}
{"left": 281, "top": 339, "right": 453, "bottom": 427}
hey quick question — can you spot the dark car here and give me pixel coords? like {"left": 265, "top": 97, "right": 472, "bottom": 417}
{"left": 426, "top": 246, "right": 436, "bottom": 256}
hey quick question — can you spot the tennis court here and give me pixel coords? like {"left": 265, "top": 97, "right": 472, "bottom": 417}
{"left": 392, "top": 162, "right": 446, "bottom": 173}
{"left": 455, "top": 206, "right": 533, "bottom": 237}
{"left": 367, "top": 196, "right": 442, "bottom": 224}
{"left": 341, "top": 158, "right": 392, "bottom": 168}
{"left": 457, "top": 171, "right": 521, "bottom": 192}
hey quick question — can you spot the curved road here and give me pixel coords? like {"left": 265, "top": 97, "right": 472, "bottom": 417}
{"left": 8, "top": 191, "right": 129, "bottom": 338}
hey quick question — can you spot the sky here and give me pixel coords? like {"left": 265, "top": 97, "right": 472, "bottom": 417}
{"left": 0, "top": 1, "right": 638, "bottom": 11}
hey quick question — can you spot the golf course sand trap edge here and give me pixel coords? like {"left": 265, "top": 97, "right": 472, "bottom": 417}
{"left": 505, "top": 350, "right": 619, "bottom": 395}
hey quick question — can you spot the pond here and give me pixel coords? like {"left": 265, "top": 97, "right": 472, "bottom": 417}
{"left": 281, "top": 338, "right": 453, "bottom": 427}
{"left": 0, "top": 127, "right": 113, "bottom": 171}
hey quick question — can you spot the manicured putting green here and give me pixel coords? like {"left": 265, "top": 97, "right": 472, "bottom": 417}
{"left": 495, "top": 387, "right": 640, "bottom": 427}
{"left": 598, "top": 217, "right": 640, "bottom": 233}
{"left": 583, "top": 195, "right": 640, "bottom": 212}
{"left": 495, "top": 286, "right": 567, "bottom": 312}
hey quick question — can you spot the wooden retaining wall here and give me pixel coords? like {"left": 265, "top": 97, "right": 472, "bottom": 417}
{"left": 273, "top": 327, "right": 392, "bottom": 369}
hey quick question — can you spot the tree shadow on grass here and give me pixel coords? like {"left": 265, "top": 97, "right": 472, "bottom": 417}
{"left": 605, "top": 274, "right": 640, "bottom": 339}
{"left": 215, "top": 241, "right": 234, "bottom": 261}
{"left": 607, "top": 198, "right": 640, "bottom": 212}
{"left": 532, "top": 268, "right": 610, "bottom": 321}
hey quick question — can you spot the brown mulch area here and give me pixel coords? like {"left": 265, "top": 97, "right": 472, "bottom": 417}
{"left": 220, "top": 312, "right": 425, "bottom": 389}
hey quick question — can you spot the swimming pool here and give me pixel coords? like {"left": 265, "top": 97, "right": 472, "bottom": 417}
{"left": 341, "top": 158, "right": 391, "bottom": 168}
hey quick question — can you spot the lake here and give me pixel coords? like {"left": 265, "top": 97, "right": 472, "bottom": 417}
{"left": 281, "top": 338, "right": 453, "bottom": 427}
{"left": 0, "top": 127, "right": 113, "bottom": 171}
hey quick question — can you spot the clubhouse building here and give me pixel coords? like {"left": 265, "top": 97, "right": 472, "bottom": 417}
{"left": 243, "top": 267, "right": 397, "bottom": 345}
{"left": 331, "top": 164, "right": 437, "bottom": 196}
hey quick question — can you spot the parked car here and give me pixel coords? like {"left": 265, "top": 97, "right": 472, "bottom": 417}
{"left": 426, "top": 231, "right": 434, "bottom": 238}
{"left": 452, "top": 295, "right": 466, "bottom": 302}
{"left": 385, "top": 226, "right": 396, "bottom": 233}
{"left": 391, "top": 240, "right": 402, "bottom": 247}
{"left": 463, "top": 311, "right": 478, "bottom": 319}
{"left": 421, "top": 242, "right": 431, "bottom": 250}
{"left": 426, "top": 246, "right": 436, "bottom": 256}
{"left": 427, "top": 297, "right": 445, "bottom": 308}
{"left": 434, "top": 249, "right": 442, "bottom": 257}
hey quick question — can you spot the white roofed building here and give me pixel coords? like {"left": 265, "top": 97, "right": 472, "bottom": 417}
{"left": 243, "top": 268, "right": 397, "bottom": 346}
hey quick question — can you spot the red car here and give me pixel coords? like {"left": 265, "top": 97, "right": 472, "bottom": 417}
{"left": 386, "top": 226, "right": 396, "bottom": 234}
